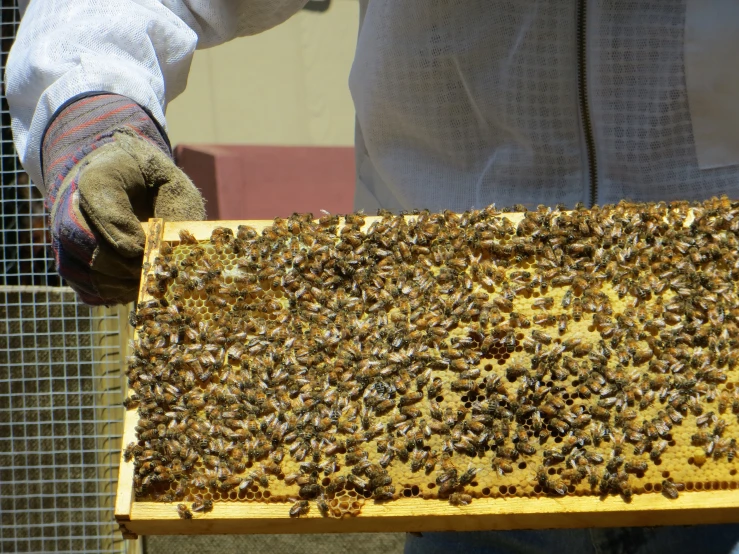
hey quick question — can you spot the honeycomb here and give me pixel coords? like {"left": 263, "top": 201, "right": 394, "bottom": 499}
{"left": 126, "top": 197, "right": 739, "bottom": 519}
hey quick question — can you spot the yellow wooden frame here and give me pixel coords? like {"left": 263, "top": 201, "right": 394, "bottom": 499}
{"left": 115, "top": 217, "right": 739, "bottom": 538}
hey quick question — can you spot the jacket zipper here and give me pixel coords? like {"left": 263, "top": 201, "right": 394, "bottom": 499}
{"left": 577, "top": 0, "right": 598, "bottom": 207}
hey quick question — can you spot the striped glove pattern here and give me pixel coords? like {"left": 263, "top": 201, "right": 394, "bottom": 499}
{"left": 42, "top": 94, "right": 205, "bottom": 305}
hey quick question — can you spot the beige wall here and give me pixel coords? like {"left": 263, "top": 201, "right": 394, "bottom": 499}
{"left": 164, "top": 1, "right": 359, "bottom": 148}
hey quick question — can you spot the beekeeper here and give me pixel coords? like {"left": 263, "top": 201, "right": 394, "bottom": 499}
{"left": 8, "top": 2, "right": 739, "bottom": 552}
{"left": 7, "top": 0, "right": 739, "bottom": 306}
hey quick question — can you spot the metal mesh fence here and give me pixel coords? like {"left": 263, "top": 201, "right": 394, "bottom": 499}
{"left": 1, "top": 2, "right": 130, "bottom": 553}
{"left": 0, "top": 1, "right": 59, "bottom": 287}
{"left": 0, "top": 290, "right": 129, "bottom": 554}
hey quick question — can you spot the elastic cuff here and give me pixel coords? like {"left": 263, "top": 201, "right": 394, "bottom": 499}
{"left": 40, "top": 91, "right": 172, "bottom": 183}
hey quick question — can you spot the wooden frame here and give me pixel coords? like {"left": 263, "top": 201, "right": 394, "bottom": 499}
{"left": 115, "top": 216, "right": 739, "bottom": 537}
{"left": 91, "top": 303, "right": 142, "bottom": 552}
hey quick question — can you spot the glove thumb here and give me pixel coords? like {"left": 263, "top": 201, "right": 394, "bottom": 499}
{"left": 114, "top": 129, "right": 206, "bottom": 222}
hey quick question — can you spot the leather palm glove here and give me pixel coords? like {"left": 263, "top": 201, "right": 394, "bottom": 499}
{"left": 42, "top": 94, "right": 205, "bottom": 305}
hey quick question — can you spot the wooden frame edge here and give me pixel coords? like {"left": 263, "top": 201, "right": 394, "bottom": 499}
{"left": 115, "top": 218, "right": 164, "bottom": 535}
{"left": 117, "top": 210, "right": 729, "bottom": 537}
{"left": 122, "top": 490, "right": 739, "bottom": 535}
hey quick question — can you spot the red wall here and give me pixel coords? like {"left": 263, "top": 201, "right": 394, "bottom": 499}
{"left": 174, "top": 144, "right": 355, "bottom": 220}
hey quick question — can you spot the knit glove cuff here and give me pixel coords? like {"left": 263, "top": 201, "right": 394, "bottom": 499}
{"left": 43, "top": 93, "right": 171, "bottom": 203}
{"left": 40, "top": 94, "right": 205, "bottom": 305}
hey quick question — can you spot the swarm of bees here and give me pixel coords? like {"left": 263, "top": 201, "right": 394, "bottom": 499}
{"left": 126, "top": 197, "right": 739, "bottom": 519}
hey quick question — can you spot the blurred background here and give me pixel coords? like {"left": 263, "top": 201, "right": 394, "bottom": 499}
{"left": 0, "top": 0, "right": 404, "bottom": 552}
{"left": 167, "top": 0, "right": 358, "bottom": 221}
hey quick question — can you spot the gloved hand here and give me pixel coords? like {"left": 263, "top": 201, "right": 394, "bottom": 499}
{"left": 42, "top": 94, "right": 205, "bottom": 305}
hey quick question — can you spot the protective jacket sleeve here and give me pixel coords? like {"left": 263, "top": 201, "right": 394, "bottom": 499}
{"left": 5, "top": 0, "right": 308, "bottom": 191}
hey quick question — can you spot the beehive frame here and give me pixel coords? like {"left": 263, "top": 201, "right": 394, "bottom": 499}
{"left": 116, "top": 209, "right": 739, "bottom": 538}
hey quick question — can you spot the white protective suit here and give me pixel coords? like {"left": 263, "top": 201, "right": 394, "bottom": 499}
{"left": 7, "top": 0, "right": 739, "bottom": 213}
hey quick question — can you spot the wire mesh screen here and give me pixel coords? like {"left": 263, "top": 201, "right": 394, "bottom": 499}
{"left": 1, "top": 1, "right": 131, "bottom": 553}
{"left": 0, "top": 291, "right": 128, "bottom": 554}
{"left": 0, "top": 1, "right": 59, "bottom": 287}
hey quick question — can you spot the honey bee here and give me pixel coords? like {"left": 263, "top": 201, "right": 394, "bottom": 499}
{"left": 543, "top": 476, "right": 568, "bottom": 496}
{"left": 178, "top": 229, "right": 198, "bottom": 245}
{"left": 506, "top": 363, "right": 528, "bottom": 380}
{"left": 457, "top": 466, "right": 479, "bottom": 486}
{"left": 533, "top": 296, "right": 554, "bottom": 310}
{"left": 502, "top": 331, "right": 517, "bottom": 352}
{"left": 572, "top": 342, "right": 592, "bottom": 357}
{"left": 177, "top": 503, "right": 192, "bottom": 519}
{"left": 649, "top": 440, "right": 668, "bottom": 461}
{"left": 623, "top": 460, "right": 648, "bottom": 473}
{"left": 550, "top": 418, "right": 569, "bottom": 434}
{"left": 316, "top": 496, "right": 330, "bottom": 517}
{"left": 374, "top": 485, "right": 396, "bottom": 500}
{"left": 347, "top": 474, "right": 368, "bottom": 491}
{"left": 298, "top": 483, "right": 321, "bottom": 499}
{"left": 691, "top": 431, "right": 712, "bottom": 446}
{"left": 661, "top": 480, "right": 680, "bottom": 500}
{"left": 571, "top": 298, "right": 583, "bottom": 322}
{"left": 448, "top": 492, "right": 472, "bottom": 506}
{"left": 416, "top": 368, "right": 433, "bottom": 390}
{"left": 695, "top": 411, "right": 716, "bottom": 427}
{"left": 374, "top": 399, "right": 395, "bottom": 414}
{"left": 517, "top": 441, "right": 537, "bottom": 456}
{"left": 400, "top": 406, "right": 422, "bottom": 419}
{"left": 534, "top": 313, "right": 557, "bottom": 326}
{"left": 714, "top": 419, "right": 728, "bottom": 437}
{"left": 289, "top": 500, "right": 310, "bottom": 518}
{"left": 451, "top": 379, "right": 476, "bottom": 392}
{"left": 399, "top": 391, "right": 423, "bottom": 406}
{"left": 561, "top": 289, "right": 573, "bottom": 308}
{"left": 542, "top": 449, "right": 565, "bottom": 466}
{"left": 191, "top": 497, "right": 213, "bottom": 513}
{"left": 493, "top": 296, "right": 513, "bottom": 312}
